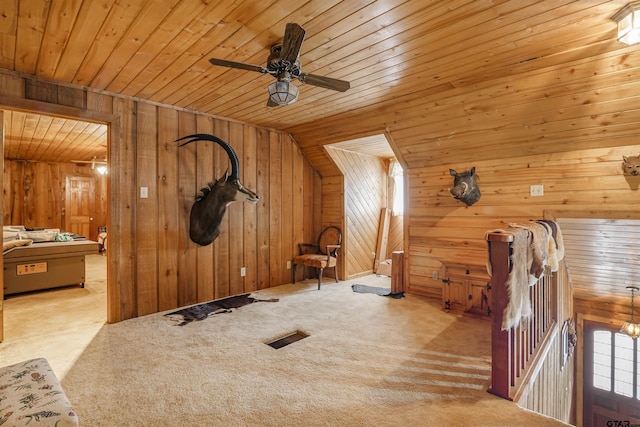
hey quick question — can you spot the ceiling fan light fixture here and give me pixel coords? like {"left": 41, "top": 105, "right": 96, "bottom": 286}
{"left": 612, "top": 2, "right": 640, "bottom": 45}
{"left": 267, "top": 80, "right": 299, "bottom": 106}
{"left": 208, "top": 23, "right": 349, "bottom": 105}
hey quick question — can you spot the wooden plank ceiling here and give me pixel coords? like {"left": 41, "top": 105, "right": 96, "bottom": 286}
{"left": 0, "top": 0, "right": 628, "bottom": 163}
{"left": 0, "top": 0, "right": 636, "bottom": 302}
{"left": 3, "top": 110, "right": 107, "bottom": 163}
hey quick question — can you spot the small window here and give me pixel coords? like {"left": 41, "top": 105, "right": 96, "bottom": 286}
{"left": 389, "top": 161, "right": 404, "bottom": 216}
{"left": 614, "top": 333, "right": 634, "bottom": 397}
{"left": 593, "top": 330, "right": 612, "bottom": 391}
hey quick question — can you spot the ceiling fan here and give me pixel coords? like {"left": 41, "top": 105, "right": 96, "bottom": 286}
{"left": 207, "top": 23, "right": 350, "bottom": 107}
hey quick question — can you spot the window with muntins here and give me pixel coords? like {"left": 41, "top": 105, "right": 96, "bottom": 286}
{"left": 593, "top": 330, "right": 637, "bottom": 398}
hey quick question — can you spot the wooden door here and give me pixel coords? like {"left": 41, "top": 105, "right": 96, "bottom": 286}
{"left": 583, "top": 320, "right": 640, "bottom": 426}
{"left": 65, "top": 176, "right": 96, "bottom": 239}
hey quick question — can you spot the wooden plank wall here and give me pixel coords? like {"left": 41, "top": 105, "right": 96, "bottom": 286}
{"left": 325, "top": 147, "right": 387, "bottom": 279}
{"left": 319, "top": 174, "right": 345, "bottom": 280}
{"left": 287, "top": 45, "right": 640, "bottom": 311}
{"left": 2, "top": 160, "right": 107, "bottom": 238}
{"left": 405, "top": 145, "right": 640, "bottom": 298}
{"left": 0, "top": 71, "right": 321, "bottom": 322}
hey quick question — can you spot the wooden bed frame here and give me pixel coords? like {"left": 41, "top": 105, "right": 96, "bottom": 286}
{"left": 3, "top": 240, "right": 99, "bottom": 296}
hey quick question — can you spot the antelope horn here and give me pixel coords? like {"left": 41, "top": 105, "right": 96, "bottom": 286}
{"left": 176, "top": 133, "right": 240, "bottom": 180}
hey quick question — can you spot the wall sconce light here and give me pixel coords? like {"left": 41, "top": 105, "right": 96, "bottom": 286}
{"left": 621, "top": 285, "right": 640, "bottom": 339}
{"left": 90, "top": 156, "right": 108, "bottom": 175}
{"left": 612, "top": 2, "right": 640, "bottom": 45}
{"left": 267, "top": 79, "right": 299, "bottom": 106}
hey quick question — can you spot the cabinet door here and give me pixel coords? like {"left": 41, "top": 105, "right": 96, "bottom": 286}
{"left": 443, "top": 277, "right": 468, "bottom": 312}
{"left": 468, "top": 280, "right": 491, "bottom": 316}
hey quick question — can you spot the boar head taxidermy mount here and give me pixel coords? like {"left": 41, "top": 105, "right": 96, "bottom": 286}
{"left": 177, "top": 134, "right": 259, "bottom": 246}
{"left": 449, "top": 167, "right": 481, "bottom": 206}
{"left": 622, "top": 155, "right": 640, "bottom": 176}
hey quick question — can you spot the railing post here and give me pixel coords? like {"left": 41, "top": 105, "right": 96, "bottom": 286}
{"left": 486, "top": 231, "right": 514, "bottom": 400}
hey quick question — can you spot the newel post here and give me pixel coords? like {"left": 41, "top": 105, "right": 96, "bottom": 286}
{"left": 486, "top": 231, "right": 513, "bottom": 400}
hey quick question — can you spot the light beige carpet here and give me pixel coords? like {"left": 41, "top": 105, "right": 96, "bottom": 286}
{"left": 0, "top": 258, "right": 569, "bottom": 426}
{"left": 1, "top": 254, "right": 107, "bottom": 373}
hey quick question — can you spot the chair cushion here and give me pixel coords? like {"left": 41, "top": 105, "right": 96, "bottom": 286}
{"left": 293, "top": 254, "right": 337, "bottom": 269}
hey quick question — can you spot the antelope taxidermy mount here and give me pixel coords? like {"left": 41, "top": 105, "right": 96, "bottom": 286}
{"left": 177, "top": 134, "right": 259, "bottom": 246}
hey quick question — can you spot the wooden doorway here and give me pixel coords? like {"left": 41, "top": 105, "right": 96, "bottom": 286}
{"left": 0, "top": 110, "right": 4, "bottom": 341}
{"left": 324, "top": 133, "right": 405, "bottom": 280}
{"left": 0, "top": 98, "right": 115, "bottom": 340}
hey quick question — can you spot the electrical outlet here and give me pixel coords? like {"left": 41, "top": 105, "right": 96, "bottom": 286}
{"left": 240, "top": 267, "right": 246, "bottom": 277}
{"left": 286, "top": 260, "right": 291, "bottom": 270}
{"left": 432, "top": 271, "right": 439, "bottom": 281}
{"left": 529, "top": 185, "right": 544, "bottom": 197}
{"left": 140, "top": 186, "right": 148, "bottom": 198}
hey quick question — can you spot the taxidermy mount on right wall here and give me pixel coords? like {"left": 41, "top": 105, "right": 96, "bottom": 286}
{"left": 449, "top": 167, "right": 481, "bottom": 206}
{"left": 622, "top": 155, "right": 640, "bottom": 190}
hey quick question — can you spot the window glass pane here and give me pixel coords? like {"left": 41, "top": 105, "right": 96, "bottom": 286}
{"left": 614, "top": 333, "right": 634, "bottom": 397}
{"left": 389, "top": 161, "right": 404, "bottom": 216}
{"left": 594, "top": 330, "right": 611, "bottom": 391}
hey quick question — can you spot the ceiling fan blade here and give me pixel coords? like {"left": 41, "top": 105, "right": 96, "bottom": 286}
{"left": 298, "top": 73, "right": 350, "bottom": 92}
{"left": 280, "top": 23, "right": 306, "bottom": 64}
{"left": 208, "top": 58, "right": 268, "bottom": 74}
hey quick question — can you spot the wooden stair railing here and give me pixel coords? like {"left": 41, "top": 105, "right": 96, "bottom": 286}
{"left": 486, "top": 231, "right": 558, "bottom": 401}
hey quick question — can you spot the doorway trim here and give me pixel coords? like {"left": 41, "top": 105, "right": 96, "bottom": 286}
{"left": 0, "top": 94, "right": 120, "bottom": 324}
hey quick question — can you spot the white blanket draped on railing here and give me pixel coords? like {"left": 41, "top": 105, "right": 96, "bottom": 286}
{"left": 487, "top": 220, "right": 565, "bottom": 330}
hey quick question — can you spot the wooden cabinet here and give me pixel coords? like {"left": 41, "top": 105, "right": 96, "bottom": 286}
{"left": 442, "top": 264, "right": 491, "bottom": 317}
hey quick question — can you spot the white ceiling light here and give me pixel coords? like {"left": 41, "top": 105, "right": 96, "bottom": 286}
{"left": 612, "top": 2, "right": 640, "bottom": 45}
{"left": 71, "top": 156, "right": 108, "bottom": 174}
{"left": 267, "top": 80, "right": 299, "bottom": 106}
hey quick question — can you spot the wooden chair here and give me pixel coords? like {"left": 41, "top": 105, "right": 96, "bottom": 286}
{"left": 292, "top": 226, "right": 342, "bottom": 290}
